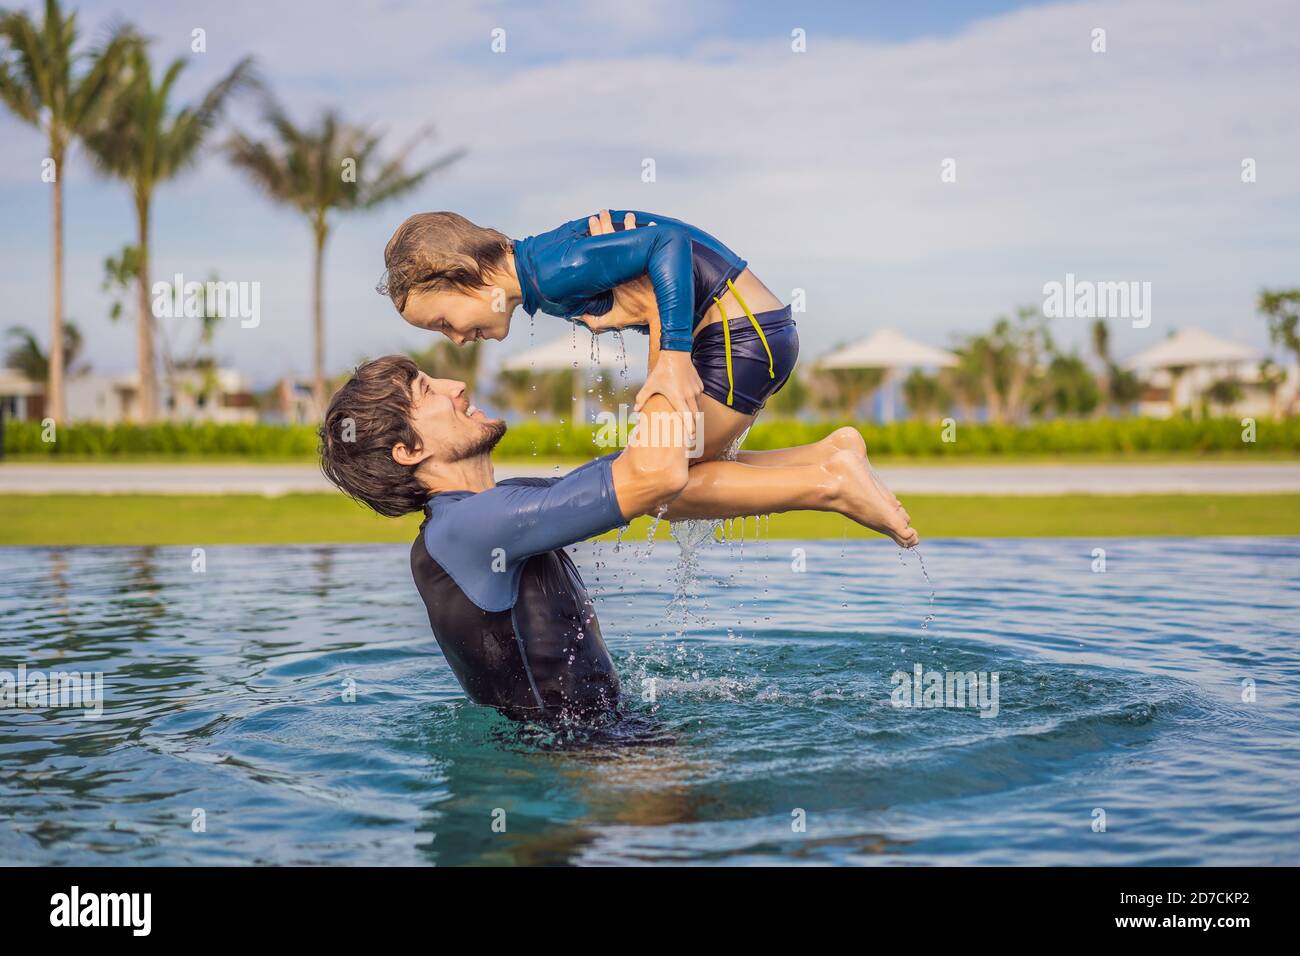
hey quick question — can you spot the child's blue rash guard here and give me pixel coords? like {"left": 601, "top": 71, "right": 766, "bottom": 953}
{"left": 410, "top": 453, "right": 627, "bottom": 721}
{"left": 511, "top": 210, "right": 747, "bottom": 352}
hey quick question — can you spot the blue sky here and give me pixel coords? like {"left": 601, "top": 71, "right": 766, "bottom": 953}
{"left": 1, "top": 0, "right": 1298, "bottom": 386}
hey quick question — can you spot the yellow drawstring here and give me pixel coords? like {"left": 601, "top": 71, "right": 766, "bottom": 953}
{"left": 710, "top": 280, "right": 778, "bottom": 407}
{"left": 726, "top": 279, "right": 776, "bottom": 379}
{"left": 713, "top": 297, "right": 736, "bottom": 406}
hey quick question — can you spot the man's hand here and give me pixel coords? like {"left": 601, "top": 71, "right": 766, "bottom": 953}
{"left": 584, "top": 209, "right": 704, "bottom": 440}
{"left": 634, "top": 349, "right": 703, "bottom": 444}
{"left": 609, "top": 390, "right": 691, "bottom": 520}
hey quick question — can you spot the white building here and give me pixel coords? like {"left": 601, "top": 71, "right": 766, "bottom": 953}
{"left": 262, "top": 378, "right": 316, "bottom": 424}
{"left": 64, "top": 373, "right": 137, "bottom": 422}
{"left": 1123, "top": 328, "right": 1293, "bottom": 418}
{"left": 817, "top": 329, "right": 958, "bottom": 422}
{"left": 0, "top": 368, "right": 44, "bottom": 421}
{"left": 63, "top": 368, "right": 257, "bottom": 424}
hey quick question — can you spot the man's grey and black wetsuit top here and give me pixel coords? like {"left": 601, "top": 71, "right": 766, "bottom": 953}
{"left": 410, "top": 453, "right": 626, "bottom": 722}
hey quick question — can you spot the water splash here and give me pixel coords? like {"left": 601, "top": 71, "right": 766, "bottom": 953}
{"left": 898, "top": 546, "right": 937, "bottom": 630}
{"left": 662, "top": 426, "right": 752, "bottom": 636}
{"left": 614, "top": 331, "right": 628, "bottom": 382}
{"left": 666, "top": 518, "right": 719, "bottom": 637}
{"left": 636, "top": 504, "right": 667, "bottom": 561}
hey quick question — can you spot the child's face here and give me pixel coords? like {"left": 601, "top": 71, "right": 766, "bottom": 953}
{"left": 402, "top": 285, "right": 512, "bottom": 345}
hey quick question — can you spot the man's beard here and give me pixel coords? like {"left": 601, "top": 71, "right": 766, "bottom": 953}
{"left": 451, "top": 419, "right": 508, "bottom": 462}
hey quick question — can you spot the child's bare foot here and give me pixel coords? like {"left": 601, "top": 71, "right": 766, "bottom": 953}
{"left": 824, "top": 425, "right": 867, "bottom": 459}
{"left": 826, "top": 450, "right": 920, "bottom": 548}
{"left": 868, "top": 463, "right": 902, "bottom": 510}
{"left": 823, "top": 427, "right": 904, "bottom": 510}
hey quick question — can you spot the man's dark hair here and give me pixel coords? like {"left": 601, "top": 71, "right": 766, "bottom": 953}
{"left": 319, "top": 355, "right": 428, "bottom": 517}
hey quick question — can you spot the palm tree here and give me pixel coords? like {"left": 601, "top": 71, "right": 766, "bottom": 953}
{"left": 83, "top": 48, "right": 254, "bottom": 421}
{"left": 1107, "top": 365, "right": 1142, "bottom": 415}
{"left": 1090, "top": 319, "right": 1111, "bottom": 415}
{"left": 227, "top": 106, "right": 463, "bottom": 414}
{"left": 764, "top": 369, "right": 809, "bottom": 417}
{"left": 1166, "top": 363, "right": 1190, "bottom": 417}
{"left": 902, "top": 368, "right": 949, "bottom": 421}
{"left": 1087, "top": 316, "right": 1145, "bottom": 416}
{"left": 489, "top": 368, "right": 537, "bottom": 417}
{"left": 0, "top": 0, "right": 134, "bottom": 421}
{"left": 407, "top": 338, "right": 481, "bottom": 392}
{"left": 951, "top": 333, "right": 1004, "bottom": 421}
{"left": 5, "top": 320, "right": 84, "bottom": 381}
{"left": 1042, "top": 352, "right": 1100, "bottom": 418}
{"left": 998, "top": 306, "right": 1052, "bottom": 423}
{"left": 1258, "top": 289, "right": 1300, "bottom": 415}
{"left": 1257, "top": 359, "right": 1287, "bottom": 419}
{"left": 490, "top": 368, "right": 571, "bottom": 419}
{"left": 1204, "top": 377, "right": 1243, "bottom": 416}
{"left": 812, "top": 365, "right": 884, "bottom": 418}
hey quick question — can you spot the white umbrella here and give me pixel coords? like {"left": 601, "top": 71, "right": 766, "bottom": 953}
{"left": 1122, "top": 327, "right": 1259, "bottom": 370}
{"left": 819, "top": 329, "right": 959, "bottom": 370}
{"left": 818, "top": 329, "right": 957, "bottom": 421}
{"left": 501, "top": 328, "right": 648, "bottom": 373}
{"left": 1123, "top": 328, "right": 1262, "bottom": 415}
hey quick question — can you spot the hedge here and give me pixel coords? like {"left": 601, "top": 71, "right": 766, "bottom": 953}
{"left": 3, "top": 416, "right": 1298, "bottom": 459}
{"left": 2, "top": 421, "right": 321, "bottom": 457}
{"left": 742, "top": 416, "right": 1300, "bottom": 455}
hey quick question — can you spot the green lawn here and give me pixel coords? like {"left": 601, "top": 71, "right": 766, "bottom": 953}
{"left": 2, "top": 493, "right": 1297, "bottom": 546}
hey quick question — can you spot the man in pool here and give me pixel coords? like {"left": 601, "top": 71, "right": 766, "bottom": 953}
{"left": 318, "top": 358, "right": 917, "bottom": 722}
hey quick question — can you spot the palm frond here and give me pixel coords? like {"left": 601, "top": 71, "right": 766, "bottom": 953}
{"left": 227, "top": 104, "right": 462, "bottom": 222}
{"left": 64, "top": 20, "right": 137, "bottom": 133}
{"left": 0, "top": 6, "right": 52, "bottom": 126}
{"left": 363, "top": 146, "right": 465, "bottom": 208}
{"left": 83, "top": 49, "right": 256, "bottom": 192}
{"left": 4, "top": 324, "right": 46, "bottom": 381}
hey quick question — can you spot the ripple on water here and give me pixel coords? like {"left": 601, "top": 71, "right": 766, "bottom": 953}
{"left": 0, "top": 536, "right": 1297, "bottom": 865}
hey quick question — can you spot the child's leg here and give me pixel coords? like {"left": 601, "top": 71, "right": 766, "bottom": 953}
{"left": 731, "top": 425, "right": 902, "bottom": 508}
{"left": 663, "top": 449, "right": 918, "bottom": 548}
{"left": 732, "top": 426, "right": 867, "bottom": 467}
{"left": 691, "top": 399, "right": 865, "bottom": 464}
{"left": 694, "top": 395, "right": 756, "bottom": 461}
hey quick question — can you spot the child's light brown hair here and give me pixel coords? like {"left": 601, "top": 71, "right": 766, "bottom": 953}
{"left": 377, "top": 212, "right": 512, "bottom": 312}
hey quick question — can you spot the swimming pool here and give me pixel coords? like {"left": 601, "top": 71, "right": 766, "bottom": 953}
{"left": 2, "top": 534, "right": 1296, "bottom": 866}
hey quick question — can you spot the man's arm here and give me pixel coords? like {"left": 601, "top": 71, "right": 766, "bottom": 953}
{"left": 608, "top": 392, "right": 690, "bottom": 519}
{"left": 427, "top": 397, "right": 688, "bottom": 576}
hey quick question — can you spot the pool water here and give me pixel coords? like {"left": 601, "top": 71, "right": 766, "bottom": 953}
{"left": 2, "top": 535, "right": 1297, "bottom": 866}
